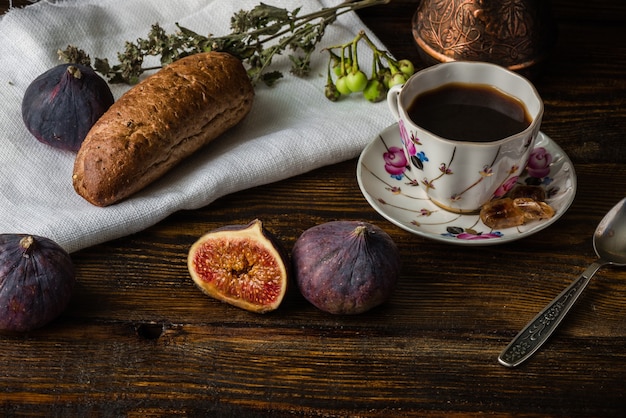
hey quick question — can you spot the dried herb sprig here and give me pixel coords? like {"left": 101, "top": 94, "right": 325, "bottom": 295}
{"left": 58, "top": 0, "right": 390, "bottom": 86}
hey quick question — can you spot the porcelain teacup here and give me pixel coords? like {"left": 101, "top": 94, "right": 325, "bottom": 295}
{"left": 387, "top": 61, "right": 543, "bottom": 213}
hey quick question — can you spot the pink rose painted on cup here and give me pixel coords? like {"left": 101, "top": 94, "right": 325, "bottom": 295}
{"left": 384, "top": 146, "right": 407, "bottom": 178}
{"left": 493, "top": 176, "right": 519, "bottom": 198}
{"left": 398, "top": 120, "right": 416, "bottom": 156}
{"left": 526, "top": 147, "right": 553, "bottom": 178}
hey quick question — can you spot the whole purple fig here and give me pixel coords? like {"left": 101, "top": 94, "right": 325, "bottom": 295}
{"left": 22, "top": 63, "right": 114, "bottom": 152}
{"left": 0, "top": 234, "right": 75, "bottom": 332}
{"left": 292, "top": 221, "right": 400, "bottom": 315}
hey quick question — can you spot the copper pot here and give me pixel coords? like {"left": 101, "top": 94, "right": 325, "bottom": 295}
{"left": 412, "top": 0, "right": 557, "bottom": 78}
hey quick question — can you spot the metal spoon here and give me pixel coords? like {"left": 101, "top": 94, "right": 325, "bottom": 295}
{"left": 499, "top": 197, "right": 626, "bottom": 368}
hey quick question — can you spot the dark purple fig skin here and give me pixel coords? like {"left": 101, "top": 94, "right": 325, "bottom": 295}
{"left": 292, "top": 221, "right": 400, "bottom": 315}
{"left": 0, "top": 234, "right": 75, "bottom": 332}
{"left": 22, "top": 63, "right": 114, "bottom": 152}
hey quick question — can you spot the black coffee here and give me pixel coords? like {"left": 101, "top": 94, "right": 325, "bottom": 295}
{"left": 407, "top": 82, "right": 532, "bottom": 142}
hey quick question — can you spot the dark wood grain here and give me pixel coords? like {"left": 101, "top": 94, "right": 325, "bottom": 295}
{"left": 2, "top": 0, "right": 626, "bottom": 416}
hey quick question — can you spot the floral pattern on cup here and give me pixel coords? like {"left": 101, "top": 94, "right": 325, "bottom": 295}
{"left": 380, "top": 134, "right": 558, "bottom": 241}
{"left": 383, "top": 146, "right": 407, "bottom": 179}
{"left": 398, "top": 121, "right": 534, "bottom": 208}
{"left": 526, "top": 146, "right": 553, "bottom": 178}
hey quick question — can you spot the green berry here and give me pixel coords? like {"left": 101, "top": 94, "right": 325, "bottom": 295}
{"left": 335, "top": 76, "right": 352, "bottom": 95}
{"left": 378, "top": 67, "right": 392, "bottom": 89}
{"left": 346, "top": 70, "right": 368, "bottom": 93}
{"left": 388, "top": 72, "right": 407, "bottom": 87}
{"left": 332, "top": 64, "right": 343, "bottom": 77}
{"left": 363, "top": 79, "right": 387, "bottom": 102}
{"left": 325, "top": 83, "right": 341, "bottom": 102}
{"left": 398, "top": 59, "right": 415, "bottom": 77}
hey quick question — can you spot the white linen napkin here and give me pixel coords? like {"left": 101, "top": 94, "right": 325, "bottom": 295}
{"left": 0, "top": 0, "right": 395, "bottom": 253}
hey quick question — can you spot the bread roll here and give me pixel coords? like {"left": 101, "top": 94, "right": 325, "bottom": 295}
{"left": 72, "top": 51, "right": 254, "bottom": 206}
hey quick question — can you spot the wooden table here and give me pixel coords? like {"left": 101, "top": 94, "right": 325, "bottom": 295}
{"left": 2, "top": 0, "right": 626, "bottom": 416}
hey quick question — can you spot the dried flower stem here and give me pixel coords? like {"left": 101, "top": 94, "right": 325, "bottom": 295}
{"left": 59, "top": 0, "right": 391, "bottom": 86}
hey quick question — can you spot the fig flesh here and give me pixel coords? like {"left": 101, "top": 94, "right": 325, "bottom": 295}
{"left": 187, "top": 220, "right": 289, "bottom": 313}
{"left": 292, "top": 221, "right": 400, "bottom": 315}
{"left": 0, "top": 234, "right": 75, "bottom": 332}
{"left": 22, "top": 63, "right": 114, "bottom": 152}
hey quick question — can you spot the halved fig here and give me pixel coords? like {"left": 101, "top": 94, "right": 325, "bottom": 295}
{"left": 187, "top": 219, "right": 289, "bottom": 313}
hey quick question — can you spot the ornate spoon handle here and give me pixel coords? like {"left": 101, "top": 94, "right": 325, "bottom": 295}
{"left": 498, "top": 261, "right": 606, "bottom": 368}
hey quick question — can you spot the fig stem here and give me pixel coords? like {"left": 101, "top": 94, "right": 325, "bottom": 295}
{"left": 352, "top": 225, "right": 368, "bottom": 236}
{"left": 19, "top": 236, "right": 35, "bottom": 258}
{"left": 67, "top": 65, "right": 82, "bottom": 79}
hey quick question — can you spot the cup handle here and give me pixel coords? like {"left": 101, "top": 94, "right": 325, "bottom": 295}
{"left": 387, "top": 84, "right": 403, "bottom": 121}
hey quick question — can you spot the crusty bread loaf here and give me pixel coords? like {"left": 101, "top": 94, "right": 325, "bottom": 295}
{"left": 72, "top": 51, "right": 254, "bottom": 206}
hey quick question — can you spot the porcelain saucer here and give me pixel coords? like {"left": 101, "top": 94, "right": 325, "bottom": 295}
{"left": 356, "top": 124, "right": 577, "bottom": 245}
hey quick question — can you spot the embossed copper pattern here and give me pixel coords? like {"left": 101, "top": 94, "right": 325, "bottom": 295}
{"left": 412, "top": 0, "right": 557, "bottom": 77}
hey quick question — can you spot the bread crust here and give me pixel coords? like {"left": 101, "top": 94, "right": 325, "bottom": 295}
{"left": 72, "top": 51, "right": 254, "bottom": 206}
